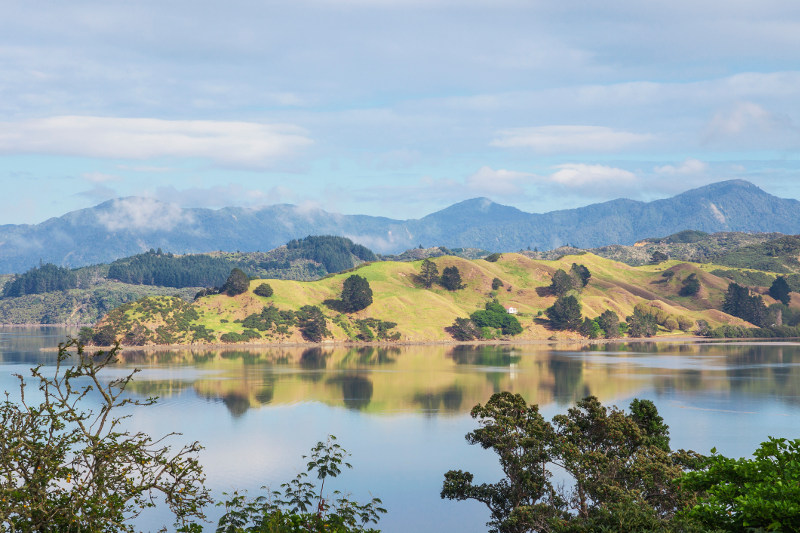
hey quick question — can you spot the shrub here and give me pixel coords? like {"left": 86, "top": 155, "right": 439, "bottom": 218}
{"left": 440, "top": 266, "right": 464, "bottom": 291}
{"left": 485, "top": 253, "right": 502, "bottom": 262}
{"left": 491, "top": 277, "right": 503, "bottom": 290}
{"left": 253, "top": 283, "right": 273, "bottom": 297}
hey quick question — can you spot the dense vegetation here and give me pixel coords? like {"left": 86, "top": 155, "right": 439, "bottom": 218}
{"left": 287, "top": 235, "right": 377, "bottom": 273}
{"left": 1, "top": 263, "right": 78, "bottom": 298}
{"left": 108, "top": 249, "right": 236, "bottom": 288}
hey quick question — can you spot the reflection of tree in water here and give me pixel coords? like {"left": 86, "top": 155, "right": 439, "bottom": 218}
{"left": 254, "top": 385, "right": 274, "bottom": 405}
{"left": 412, "top": 386, "right": 463, "bottom": 414}
{"left": 326, "top": 374, "right": 373, "bottom": 410}
{"left": 220, "top": 350, "right": 260, "bottom": 364}
{"left": 448, "top": 345, "right": 521, "bottom": 366}
{"left": 339, "top": 347, "right": 399, "bottom": 366}
{"left": 299, "top": 347, "right": 329, "bottom": 382}
{"left": 723, "top": 344, "right": 800, "bottom": 405}
{"left": 221, "top": 393, "right": 251, "bottom": 418}
{"left": 547, "top": 356, "right": 587, "bottom": 404}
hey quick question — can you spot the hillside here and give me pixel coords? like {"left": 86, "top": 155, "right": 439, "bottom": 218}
{"left": 88, "top": 254, "right": 775, "bottom": 346}
{"left": 3, "top": 180, "right": 800, "bottom": 272}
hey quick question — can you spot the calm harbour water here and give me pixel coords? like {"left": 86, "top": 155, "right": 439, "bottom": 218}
{"left": 2, "top": 327, "right": 800, "bottom": 532}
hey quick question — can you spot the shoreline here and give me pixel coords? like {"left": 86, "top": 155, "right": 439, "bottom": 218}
{"left": 37, "top": 334, "right": 793, "bottom": 353}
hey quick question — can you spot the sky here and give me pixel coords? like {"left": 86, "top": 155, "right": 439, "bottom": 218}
{"left": 1, "top": 0, "right": 799, "bottom": 224}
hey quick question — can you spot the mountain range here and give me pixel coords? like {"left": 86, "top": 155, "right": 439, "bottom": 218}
{"left": 1, "top": 179, "right": 799, "bottom": 273}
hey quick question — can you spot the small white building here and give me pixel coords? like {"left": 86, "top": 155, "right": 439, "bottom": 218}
{"left": 505, "top": 306, "right": 518, "bottom": 314}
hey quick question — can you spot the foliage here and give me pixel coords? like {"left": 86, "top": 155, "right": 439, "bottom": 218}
{"left": 442, "top": 393, "right": 702, "bottom": 533}
{"left": 221, "top": 268, "right": 251, "bottom": 296}
{"left": 715, "top": 235, "right": 800, "bottom": 273}
{"left": 578, "top": 318, "right": 603, "bottom": 338}
{"left": 769, "top": 276, "right": 791, "bottom": 305}
{"left": 108, "top": 250, "right": 236, "bottom": 289}
{"left": 440, "top": 266, "right": 464, "bottom": 291}
{"left": 446, "top": 317, "right": 481, "bottom": 341}
{"left": 88, "top": 296, "right": 202, "bottom": 346}
{"left": 546, "top": 296, "right": 582, "bottom": 331}
{"left": 341, "top": 275, "right": 373, "bottom": 313}
{"left": 676, "top": 315, "right": 694, "bottom": 331}
{"left": 570, "top": 263, "right": 591, "bottom": 287}
{"left": 287, "top": 236, "right": 377, "bottom": 273}
{"left": 549, "top": 269, "right": 574, "bottom": 297}
{"left": 679, "top": 273, "right": 701, "bottom": 296}
{"left": 353, "top": 318, "right": 400, "bottom": 342}
{"left": 0, "top": 340, "right": 210, "bottom": 531}
{"left": 418, "top": 259, "right": 439, "bottom": 288}
{"left": 650, "top": 251, "right": 669, "bottom": 264}
{"left": 216, "top": 436, "right": 386, "bottom": 533}
{"left": 596, "top": 310, "right": 621, "bottom": 339}
{"left": 491, "top": 277, "right": 504, "bottom": 290}
{"left": 297, "top": 305, "right": 330, "bottom": 342}
{"left": 626, "top": 306, "right": 659, "bottom": 337}
{"left": 710, "top": 268, "right": 775, "bottom": 288}
{"left": 722, "top": 282, "right": 767, "bottom": 326}
{"left": 254, "top": 283, "right": 274, "bottom": 298}
{"left": 1, "top": 263, "right": 78, "bottom": 298}
{"left": 470, "top": 302, "right": 522, "bottom": 336}
{"left": 485, "top": 253, "right": 502, "bottom": 263}
{"left": 681, "top": 437, "right": 800, "bottom": 532}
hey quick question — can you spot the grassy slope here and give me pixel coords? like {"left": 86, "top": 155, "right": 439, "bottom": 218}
{"left": 99, "top": 253, "right": 763, "bottom": 345}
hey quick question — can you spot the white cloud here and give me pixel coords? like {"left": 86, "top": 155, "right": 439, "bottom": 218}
{"left": 548, "top": 163, "right": 637, "bottom": 187}
{"left": 95, "top": 197, "right": 194, "bottom": 232}
{"left": 465, "top": 166, "right": 535, "bottom": 196}
{"left": 490, "top": 126, "right": 652, "bottom": 154}
{"left": 703, "top": 101, "right": 798, "bottom": 149}
{"left": 0, "top": 116, "right": 313, "bottom": 169}
{"left": 82, "top": 172, "right": 121, "bottom": 183}
{"left": 654, "top": 158, "right": 708, "bottom": 175}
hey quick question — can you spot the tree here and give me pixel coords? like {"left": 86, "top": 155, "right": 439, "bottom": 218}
{"left": 441, "top": 392, "right": 557, "bottom": 533}
{"left": 550, "top": 269, "right": 574, "bottom": 297}
{"left": 297, "top": 305, "right": 330, "bottom": 342}
{"left": 769, "top": 276, "right": 792, "bottom": 305}
{"left": 546, "top": 295, "right": 582, "bottom": 330}
{"left": 570, "top": 263, "right": 591, "bottom": 287}
{"left": 650, "top": 251, "right": 669, "bottom": 264}
{"left": 217, "top": 436, "right": 386, "bottom": 533}
{"left": 440, "top": 266, "right": 463, "bottom": 291}
{"left": 679, "top": 273, "right": 700, "bottom": 297}
{"left": 341, "top": 275, "right": 373, "bottom": 312}
{"left": 419, "top": 259, "right": 439, "bottom": 288}
{"left": 0, "top": 340, "right": 210, "bottom": 531}
{"left": 442, "top": 393, "right": 702, "bottom": 533}
{"left": 491, "top": 277, "right": 503, "bottom": 290}
{"left": 596, "top": 310, "right": 621, "bottom": 339}
{"left": 579, "top": 318, "right": 603, "bottom": 338}
{"left": 681, "top": 437, "right": 800, "bottom": 531}
{"left": 446, "top": 317, "right": 480, "bottom": 341}
{"left": 627, "top": 307, "right": 658, "bottom": 337}
{"left": 253, "top": 282, "right": 273, "bottom": 297}
{"left": 723, "top": 282, "right": 767, "bottom": 326}
{"left": 221, "top": 268, "right": 250, "bottom": 296}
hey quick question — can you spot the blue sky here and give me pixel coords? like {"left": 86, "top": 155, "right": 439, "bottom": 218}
{"left": 1, "top": 0, "right": 799, "bottom": 224}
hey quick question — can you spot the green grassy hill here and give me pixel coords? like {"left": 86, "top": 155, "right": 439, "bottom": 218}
{"left": 91, "top": 253, "right": 770, "bottom": 346}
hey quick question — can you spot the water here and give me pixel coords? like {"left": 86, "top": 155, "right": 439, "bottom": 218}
{"left": 2, "top": 327, "right": 800, "bottom": 531}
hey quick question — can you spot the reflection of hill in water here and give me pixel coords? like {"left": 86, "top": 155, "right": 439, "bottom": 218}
{"left": 121, "top": 342, "right": 800, "bottom": 417}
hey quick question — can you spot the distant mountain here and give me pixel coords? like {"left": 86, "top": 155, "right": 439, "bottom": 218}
{"left": 1, "top": 179, "right": 799, "bottom": 273}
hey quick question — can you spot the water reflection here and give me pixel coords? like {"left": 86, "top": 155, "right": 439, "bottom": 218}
{"left": 92, "top": 340, "right": 800, "bottom": 417}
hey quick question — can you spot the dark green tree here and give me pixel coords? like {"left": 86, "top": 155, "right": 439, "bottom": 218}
{"left": 679, "top": 273, "right": 701, "bottom": 296}
{"left": 723, "top": 282, "right": 767, "bottom": 326}
{"left": 650, "top": 251, "right": 669, "bottom": 264}
{"left": 221, "top": 268, "right": 250, "bottom": 296}
{"left": 297, "top": 305, "right": 329, "bottom": 342}
{"left": 341, "top": 275, "right": 373, "bottom": 312}
{"left": 253, "top": 283, "right": 273, "bottom": 297}
{"left": 769, "top": 276, "right": 792, "bottom": 305}
{"left": 419, "top": 259, "right": 439, "bottom": 288}
{"left": 440, "top": 266, "right": 464, "bottom": 291}
{"left": 570, "top": 263, "right": 591, "bottom": 287}
{"left": 491, "top": 277, "right": 503, "bottom": 290}
{"left": 446, "top": 317, "right": 480, "bottom": 341}
{"left": 2, "top": 263, "right": 78, "bottom": 298}
{"left": 546, "top": 295, "right": 582, "bottom": 330}
{"left": 596, "top": 310, "right": 621, "bottom": 339}
{"left": 441, "top": 392, "right": 557, "bottom": 533}
{"left": 550, "top": 269, "right": 574, "bottom": 297}
{"left": 578, "top": 318, "right": 603, "bottom": 339}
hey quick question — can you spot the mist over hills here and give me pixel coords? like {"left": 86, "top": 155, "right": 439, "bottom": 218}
{"left": 1, "top": 179, "right": 799, "bottom": 273}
